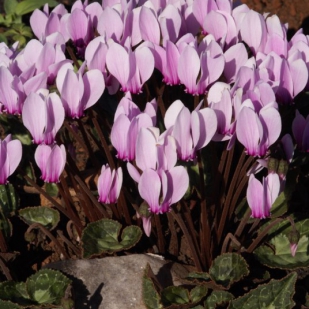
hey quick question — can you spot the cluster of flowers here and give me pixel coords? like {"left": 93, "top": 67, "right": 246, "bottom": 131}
{"left": 0, "top": 0, "right": 309, "bottom": 237}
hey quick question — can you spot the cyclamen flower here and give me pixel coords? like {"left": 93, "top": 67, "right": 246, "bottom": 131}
{"left": 111, "top": 93, "right": 157, "bottom": 161}
{"left": 236, "top": 105, "right": 281, "bottom": 157}
{"left": 22, "top": 92, "right": 65, "bottom": 145}
{"left": 35, "top": 144, "right": 66, "bottom": 183}
{"left": 97, "top": 165, "right": 123, "bottom": 204}
{"left": 246, "top": 173, "right": 280, "bottom": 218}
{"left": 164, "top": 100, "right": 217, "bottom": 161}
{"left": 0, "top": 135, "right": 22, "bottom": 184}
{"left": 56, "top": 63, "right": 105, "bottom": 118}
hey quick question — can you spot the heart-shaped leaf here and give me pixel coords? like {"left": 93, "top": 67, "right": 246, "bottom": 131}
{"left": 26, "top": 269, "right": 71, "bottom": 305}
{"left": 161, "top": 286, "right": 190, "bottom": 306}
{"left": 255, "top": 218, "right": 309, "bottom": 269}
{"left": 186, "top": 272, "right": 211, "bottom": 282}
{"left": 142, "top": 264, "right": 163, "bottom": 309}
{"left": 209, "top": 253, "right": 249, "bottom": 288}
{"left": 190, "top": 285, "right": 208, "bottom": 303}
{"left": 0, "top": 184, "right": 19, "bottom": 217}
{"left": 228, "top": 272, "right": 297, "bottom": 309}
{"left": 82, "top": 218, "right": 142, "bottom": 258}
{"left": 204, "top": 290, "right": 234, "bottom": 309}
{"left": 0, "top": 282, "right": 32, "bottom": 306}
{"left": 19, "top": 206, "right": 60, "bottom": 230}
{"left": 0, "top": 299, "right": 22, "bottom": 309}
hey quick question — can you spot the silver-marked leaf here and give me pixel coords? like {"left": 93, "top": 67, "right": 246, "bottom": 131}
{"left": 255, "top": 218, "right": 309, "bottom": 269}
{"left": 254, "top": 234, "right": 309, "bottom": 269}
{"left": 0, "top": 282, "right": 32, "bottom": 306}
{"left": 26, "top": 269, "right": 71, "bottom": 305}
{"left": 186, "top": 272, "right": 211, "bottom": 281}
{"left": 161, "top": 286, "right": 190, "bottom": 306}
{"left": 0, "top": 299, "right": 22, "bottom": 309}
{"left": 190, "top": 285, "right": 208, "bottom": 303}
{"left": 204, "top": 290, "right": 234, "bottom": 309}
{"left": 142, "top": 264, "right": 163, "bottom": 309}
{"left": 0, "top": 184, "right": 19, "bottom": 217}
{"left": 228, "top": 272, "right": 297, "bottom": 309}
{"left": 209, "top": 253, "right": 249, "bottom": 288}
{"left": 19, "top": 206, "right": 60, "bottom": 230}
{"left": 82, "top": 218, "right": 142, "bottom": 258}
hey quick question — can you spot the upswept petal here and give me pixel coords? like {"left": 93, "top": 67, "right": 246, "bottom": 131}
{"left": 135, "top": 46, "right": 155, "bottom": 86}
{"left": 98, "top": 165, "right": 112, "bottom": 203}
{"left": 22, "top": 93, "right": 46, "bottom": 144}
{"left": 173, "top": 106, "right": 192, "bottom": 160}
{"left": 59, "top": 68, "right": 80, "bottom": 117}
{"left": 106, "top": 42, "right": 130, "bottom": 89}
{"left": 139, "top": 6, "right": 160, "bottom": 45}
{"left": 6, "top": 139, "right": 22, "bottom": 177}
{"left": 110, "top": 114, "right": 130, "bottom": 160}
{"left": 259, "top": 105, "right": 281, "bottom": 149}
{"left": 265, "top": 173, "right": 280, "bottom": 214}
{"left": 30, "top": 9, "right": 48, "bottom": 39}
{"left": 165, "top": 41, "right": 180, "bottom": 85}
{"left": 66, "top": 9, "right": 89, "bottom": 42}
{"left": 191, "top": 107, "right": 217, "bottom": 150}
{"left": 178, "top": 45, "right": 200, "bottom": 94}
{"left": 166, "top": 166, "right": 189, "bottom": 205}
{"left": 203, "top": 11, "right": 227, "bottom": 44}
{"left": 289, "top": 58, "right": 308, "bottom": 97}
{"left": 0, "top": 141, "right": 9, "bottom": 184}
{"left": 85, "top": 37, "right": 108, "bottom": 71}
{"left": 35, "top": 144, "right": 52, "bottom": 180}
{"left": 136, "top": 128, "right": 157, "bottom": 171}
{"left": 23, "top": 72, "right": 47, "bottom": 95}
{"left": 97, "top": 7, "right": 124, "bottom": 41}
{"left": 36, "top": 43, "right": 55, "bottom": 74}
{"left": 139, "top": 169, "right": 161, "bottom": 213}
{"left": 236, "top": 107, "right": 261, "bottom": 156}
{"left": 45, "top": 145, "right": 66, "bottom": 183}
{"left": 164, "top": 99, "right": 184, "bottom": 130}
{"left": 224, "top": 43, "right": 248, "bottom": 83}
{"left": 82, "top": 69, "right": 105, "bottom": 110}
{"left": 247, "top": 174, "right": 264, "bottom": 218}
{"left": 127, "top": 162, "right": 141, "bottom": 183}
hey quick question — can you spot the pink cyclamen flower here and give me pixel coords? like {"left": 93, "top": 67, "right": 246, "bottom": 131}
{"left": 164, "top": 100, "right": 217, "bottom": 161}
{"left": 22, "top": 92, "right": 65, "bottom": 145}
{"left": 246, "top": 173, "right": 280, "bottom": 218}
{"left": 35, "top": 144, "right": 66, "bottom": 183}
{"left": 56, "top": 62, "right": 105, "bottom": 118}
{"left": 97, "top": 165, "right": 123, "bottom": 204}
{"left": 138, "top": 167, "right": 189, "bottom": 214}
{"left": 0, "top": 135, "right": 22, "bottom": 184}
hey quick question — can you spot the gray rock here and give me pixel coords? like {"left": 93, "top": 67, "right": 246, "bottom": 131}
{"left": 45, "top": 254, "right": 193, "bottom": 309}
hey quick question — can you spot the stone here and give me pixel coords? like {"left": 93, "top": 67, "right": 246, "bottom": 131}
{"left": 45, "top": 253, "right": 194, "bottom": 309}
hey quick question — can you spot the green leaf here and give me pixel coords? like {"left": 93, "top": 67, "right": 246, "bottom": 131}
{"left": 255, "top": 218, "right": 309, "bottom": 269}
{"left": 82, "top": 218, "right": 142, "bottom": 258}
{"left": 0, "top": 210, "right": 13, "bottom": 239}
{"left": 254, "top": 234, "right": 309, "bottom": 269}
{"left": 19, "top": 206, "right": 60, "bottom": 230}
{"left": 186, "top": 272, "right": 211, "bottom": 282}
{"left": 26, "top": 269, "right": 71, "bottom": 305}
{"left": 142, "top": 264, "right": 163, "bottom": 309}
{"left": 0, "top": 299, "right": 22, "bottom": 309}
{"left": 0, "top": 184, "right": 19, "bottom": 217}
{"left": 4, "top": 0, "right": 19, "bottom": 15}
{"left": 209, "top": 253, "right": 249, "bottom": 288}
{"left": 0, "top": 282, "right": 32, "bottom": 306}
{"left": 190, "top": 285, "right": 208, "bottom": 303}
{"left": 228, "top": 273, "right": 297, "bottom": 309}
{"left": 204, "top": 290, "right": 234, "bottom": 309}
{"left": 45, "top": 183, "right": 59, "bottom": 197}
{"left": 161, "top": 286, "right": 190, "bottom": 306}
{"left": 15, "top": 0, "right": 58, "bottom": 16}
{"left": 270, "top": 192, "right": 288, "bottom": 218}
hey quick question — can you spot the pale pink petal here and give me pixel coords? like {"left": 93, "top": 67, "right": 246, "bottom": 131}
{"left": 7, "top": 140, "right": 22, "bottom": 177}
{"left": 164, "top": 99, "right": 184, "bottom": 130}
{"left": 127, "top": 162, "right": 141, "bottom": 183}
{"left": 139, "top": 169, "right": 161, "bottom": 213}
{"left": 247, "top": 174, "right": 264, "bottom": 218}
{"left": 178, "top": 45, "right": 199, "bottom": 94}
{"left": 139, "top": 6, "right": 160, "bottom": 45}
